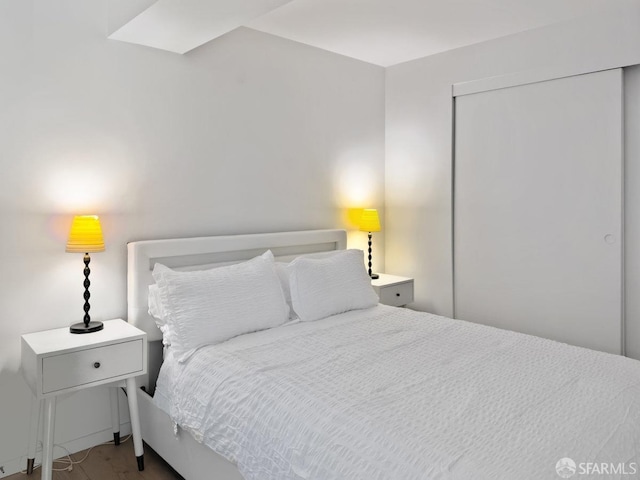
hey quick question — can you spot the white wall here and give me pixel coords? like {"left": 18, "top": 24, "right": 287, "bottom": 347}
{"left": 0, "top": 0, "right": 384, "bottom": 474}
{"left": 385, "top": 4, "right": 640, "bottom": 321}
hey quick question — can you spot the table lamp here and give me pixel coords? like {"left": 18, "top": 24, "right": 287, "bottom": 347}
{"left": 359, "top": 209, "right": 381, "bottom": 279}
{"left": 66, "top": 215, "right": 105, "bottom": 333}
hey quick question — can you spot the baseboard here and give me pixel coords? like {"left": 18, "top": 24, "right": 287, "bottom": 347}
{"left": 0, "top": 422, "right": 132, "bottom": 478}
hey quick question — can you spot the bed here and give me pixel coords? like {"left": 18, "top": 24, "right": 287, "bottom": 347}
{"left": 127, "top": 229, "right": 640, "bottom": 480}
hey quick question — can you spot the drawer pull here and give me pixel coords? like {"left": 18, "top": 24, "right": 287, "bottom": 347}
{"left": 94, "top": 362, "right": 101, "bottom": 369}
{"left": 396, "top": 293, "right": 401, "bottom": 297}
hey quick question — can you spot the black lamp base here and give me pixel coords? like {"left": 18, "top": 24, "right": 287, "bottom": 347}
{"left": 70, "top": 321, "right": 104, "bottom": 334}
{"left": 366, "top": 232, "right": 379, "bottom": 280}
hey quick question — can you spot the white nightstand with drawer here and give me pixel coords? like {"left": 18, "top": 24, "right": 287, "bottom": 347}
{"left": 21, "top": 319, "right": 147, "bottom": 480}
{"left": 372, "top": 274, "right": 414, "bottom": 307}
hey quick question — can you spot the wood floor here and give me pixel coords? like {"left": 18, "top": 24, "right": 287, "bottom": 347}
{"left": 6, "top": 439, "right": 183, "bottom": 480}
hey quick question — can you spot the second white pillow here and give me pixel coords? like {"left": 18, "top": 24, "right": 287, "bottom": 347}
{"left": 288, "top": 249, "right": 379, "bottom": 322}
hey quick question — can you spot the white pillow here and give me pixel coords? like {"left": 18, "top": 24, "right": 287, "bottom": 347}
{"left": 148, "top": 285, "right": 172, "bottom": 346}
{"left": 288, "top": 249, "right": 379, "bottom": 322}
{"left": 152, "top": 250, "right": 290, "bottom": 361}
{"left": 275, "top": 250, "right": 351, "bottom": 320}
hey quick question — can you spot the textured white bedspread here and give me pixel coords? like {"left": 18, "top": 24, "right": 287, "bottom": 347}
{"left": 155, "top": 305, "right": 640, "bottom": 480}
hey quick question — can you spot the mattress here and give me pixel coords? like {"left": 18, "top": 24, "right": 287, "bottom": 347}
{"left": 155, "top": 305, "right": 640, "bottom": 480}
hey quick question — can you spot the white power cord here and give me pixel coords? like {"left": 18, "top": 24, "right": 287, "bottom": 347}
{"left": 20, "top": 433, "right": 132, "bottom": 474}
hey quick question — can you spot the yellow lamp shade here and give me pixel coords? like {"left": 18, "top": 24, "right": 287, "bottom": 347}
{"left": 66, "top": 215, "right": 105, "bottom": 253}
{"left": 359, "top": 209, "right": 381, "bottom": 232}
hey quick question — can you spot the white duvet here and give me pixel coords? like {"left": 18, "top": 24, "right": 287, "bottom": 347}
{"left": 155, "top": 305, "right": 640, "bottom": 480}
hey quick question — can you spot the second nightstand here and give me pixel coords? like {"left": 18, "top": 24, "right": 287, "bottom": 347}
{"left": 372, "top": 273, "right": 414, "bottom": 307}
{"left": 21, "top": 319, "right": 147, "bottom": 480}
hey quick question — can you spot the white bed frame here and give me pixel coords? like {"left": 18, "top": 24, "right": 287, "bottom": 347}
{"left": 127, "top": 229, "right": 347, "bottom": 480}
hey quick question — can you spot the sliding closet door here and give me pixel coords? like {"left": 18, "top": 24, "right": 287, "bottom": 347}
{"left": 454, "top": 69, "right": 623, "bottom": 354}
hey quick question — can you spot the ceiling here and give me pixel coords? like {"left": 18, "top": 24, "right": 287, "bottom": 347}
{"left": 109, "top": 0, "right": 631, "bottom": 67}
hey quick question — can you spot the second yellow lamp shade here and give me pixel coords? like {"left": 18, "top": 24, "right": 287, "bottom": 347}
{"left": 359, "top": 209, "right": 381, "bottom": 233}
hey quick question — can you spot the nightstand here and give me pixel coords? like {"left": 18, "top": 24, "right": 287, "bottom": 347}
{"left": 372, "top": 274, "right": 414, "bottom": 307}
{"left": 21, "top": 319, "right": 147, "bottom": 480}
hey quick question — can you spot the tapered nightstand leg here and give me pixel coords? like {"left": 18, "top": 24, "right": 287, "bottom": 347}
{"left": 41, "top": 397, "right": 56, "bottom": 480}
{"left": 125, "top": 377, "right": 144, "bottom": 470}
{"left": 109, "top": 387, "right": 120, "bottom": 445}
{"left": 26, "top": 396, "right": 42, "bottom": 474}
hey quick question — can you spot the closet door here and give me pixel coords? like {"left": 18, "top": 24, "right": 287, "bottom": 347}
{"left": 454, "top": 69, "right": 623, "bottom": 354}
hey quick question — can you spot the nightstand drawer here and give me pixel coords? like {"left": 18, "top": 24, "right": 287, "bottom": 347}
{"left": 378, "top": 281, "right": 414, "bottom": 307}
{"left": 42, "top": 339, "right": 143, "bottom": 394}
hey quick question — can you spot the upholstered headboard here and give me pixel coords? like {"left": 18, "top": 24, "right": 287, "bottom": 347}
{"left": 127, "top": 229, "right": 347, "bottom": 342}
